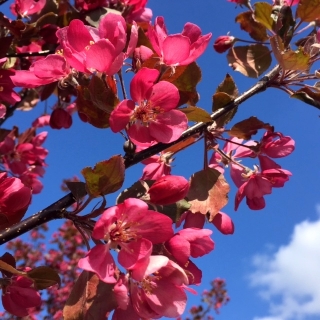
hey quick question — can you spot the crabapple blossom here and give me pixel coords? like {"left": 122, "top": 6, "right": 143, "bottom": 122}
{"left": 0, "top": 59, "right": 20, "bottom": 105}
{"left": 10, "top": 0, "right": 46, "bottom": 17}
{"left": 129, "top": 255, "right": 189, "bottom": 318}
{"left": 10, "top": 55, "right": 72, "bottom": 88}
{"left": 140, "top": 151, "right": 173, "bottom": 180}
{"left": 1, "top": 275, "right": 41, "bottom": 317}
{"left": 148, "top": 16, "right": 212, "bottom": 67}
{"left": 78, "top": 198, "right": 174, "bottom": 281}
{"left": 0, "top": 172, "right": 31, "bottom": 228}
{"left": 234, "top": 157, "right": 292, "bottom": 210}
{"left": 56, "top": 13, "right": 137, "bottom": 75}
{"left": 165, "top": 228, "right": 214, "bottom": 266}
{"left": 110, "top": 67, "right": 188, "bottom": 144}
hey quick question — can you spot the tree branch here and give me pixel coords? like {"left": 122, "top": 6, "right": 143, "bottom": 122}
{"left": 0, "top": 65, "right": 280, "bottom": 245}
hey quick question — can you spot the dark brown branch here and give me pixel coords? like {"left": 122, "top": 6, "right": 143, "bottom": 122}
{"left": 0, "top": 65, "right": 280, "bottom": 245}
{"left": 5, "top": 50, "right": 55, "bottom": 58}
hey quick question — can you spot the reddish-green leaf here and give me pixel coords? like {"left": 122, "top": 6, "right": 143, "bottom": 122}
{"left": 81, "top": 156, "right": 125, "bottom": 198}
{"left": 0, "top": 259, "right": 25, "bottom": 276}
{"left": 291, "top": 87, "right": 320, "bottom": 109}
{"left": 227, "top": 44, "right": 272, "bottom": 78}
{"left": 236, "top": 11, "right": 269, "bottom": 42}
{"left": 228, "top": 116, "right": 273, "bottom": 139}
{"left": 216, "top": 73, "right": 239, "bottom": 98}
{"left": 212, "top": 92, "right": 235, "bottom": 127}
{"left": 66, "top": 181, "right": 87, "bottom": 201}
{"left": 63, "top": 271, "right": 117, "bottom": 320}
{"left": 254, "top": 2, "right": 274, "bottom": 31}
{"left": 187, "top": 168, "right": 230, "bottom": 221}
{"left": 296, "top": 0, "right": 320, "bottom": 22}
{"left": 179, "top": 106, "right": 212, "bottom": 122}
{"left": 270, "top": 36, "right": 310, "bottom": 71}
{"left": 27, "top": 266, "right": 61, "bottom": 290}
{"left": 88, "top": 75, "right": 119, "bottom": 112}
{"left": 76, "top": 86, "right": 111, "bottom": 128}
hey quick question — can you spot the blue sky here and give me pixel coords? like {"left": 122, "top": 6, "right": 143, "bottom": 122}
{"left": 1, "top": 0, "right": 320, "bottom": 319}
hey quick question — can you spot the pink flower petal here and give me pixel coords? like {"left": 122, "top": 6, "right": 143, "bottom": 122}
{"left": 162, "top": 35, "right": 190, "bottom": 65}
{"left": 109, "top": 99, "right": 135, "bottom": 133}
{"left": 78, "top": 244, "right": 117, "bottom": 283}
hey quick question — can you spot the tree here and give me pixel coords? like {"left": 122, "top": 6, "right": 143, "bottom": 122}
{"left": 0, "top": 0, "right": 319, "bottom": 319}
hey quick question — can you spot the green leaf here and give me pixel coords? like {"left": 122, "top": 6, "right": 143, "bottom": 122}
{"left": 81, "top": 156, "right": 125, "bottom": 198}
{"left": 236, "top": 11, "right": 269, "bottom": 42}
{"left": 227, "top": 44, "right": 272, "bottom": 78}
{"left": 27, "top": 266, "right": 61, "bottom": 290}
{"left": 296, "top": 0, "right": 320, "bottom": 22}
{"left": 63, "top": 271, "right": 117, "bottom": 320}
{"left": 254, "top": 2, "right": 274, "bottom": 31}
{"left": 179, "top": 106, "right": 212, "bottom": 122}
{"left": 228, "top": 116, "right": 273, "bottom": 139}
{"left": 187, "top": 168, "right": 230, "bottom": 221}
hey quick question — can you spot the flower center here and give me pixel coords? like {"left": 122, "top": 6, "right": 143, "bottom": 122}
{"left": 108, "top": 219, "right": 138, "bottom": 243}
{"left": 133, "top": 101, "right": 163, "bottom": 126}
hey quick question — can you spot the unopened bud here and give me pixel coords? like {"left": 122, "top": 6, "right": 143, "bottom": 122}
{"left": 211, "top": 212, "right": 234, "bottom": 235}
{"left": 213, "top": 36, "right": 236, "bottom": 53}
{"left": 148, "top": 175, "right": 189, "bottom": 205}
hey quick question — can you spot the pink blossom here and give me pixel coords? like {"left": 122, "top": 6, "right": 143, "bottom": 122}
{"left": 176, "top": 211, "right": 205, "bottom": 229}
{"left": 11, "top": 55, "right": 72, "bottom": 88}
{"left": 147, "top": 16, "right": 212, "bottom": 67}
{"left": 0, "top": 172, "right": 31, "bottom": 229}
{"left": 56, "top": 13, "right": 137, "bottom": 74}
{"left": 273, "top": 0, "right": 300, "bottom": 5}
{"left": 0, "top": 59, "right": 20, "bottom": 105}
{"left": 75, "top": 0, "right": 108, "bottom": 11}
{"left": 165, "top": 228, "right": 214, "bottom": 265}
{"left": 110, "top": 67, "right": 188, "bottom": 144}
{"left": 234, "top": 157, "right": 292, "bottom": 210}
{"left": 2, "top": 275, "right": 41, "bottom": 317}
{"left": 259, "top": 130, "right": 295, "bottom": 158}
{"left": 129, "top": 256, "right": 189, "bottom": 318}
{"left": 10, "top": 0, "right": 46, "bottom": 16}
{"left": 141, "top": 151, "right": 173, "bottom": 180}
{"left": 78, "top": 198, "right": 174, "bottom": 281}
{"left": 148, "top": 175, "right": 189, "bottom": 205}
{"left": 32, "top": 115, "right": 50, "bottom": 128}
{"left": 0, "top": 104, "right": 6, "bottom": 118}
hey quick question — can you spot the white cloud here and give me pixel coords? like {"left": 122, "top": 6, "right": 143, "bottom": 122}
{"left": 249, "top": 212, "right": 320, "bottom": 320}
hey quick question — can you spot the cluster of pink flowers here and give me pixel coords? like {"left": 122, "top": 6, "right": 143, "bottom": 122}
{"left": 210, "top": 130, "right": 295, "bottom": 210}
{"left": 0, "top": 129, "right": 48, "bottom": 194}
{"left": 78, "top": 173, "right": 217, "bottom": 318}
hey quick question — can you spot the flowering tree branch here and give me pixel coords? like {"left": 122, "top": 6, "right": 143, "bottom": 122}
{"left": 0, "top": 65, "right": 280, "bottom": 245}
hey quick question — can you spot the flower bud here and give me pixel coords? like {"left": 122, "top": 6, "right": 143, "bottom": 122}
{"left": 213, "top": 36, "right": 236, "bottom": 53}
{"left": 148, "top": 175, "right": 189, "bottom": 205}
{"left": 50, "top": 108, "right": 72, "bottom": 129}
{"left": 211, "top": 212, "right": 234, "bottom": 235}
